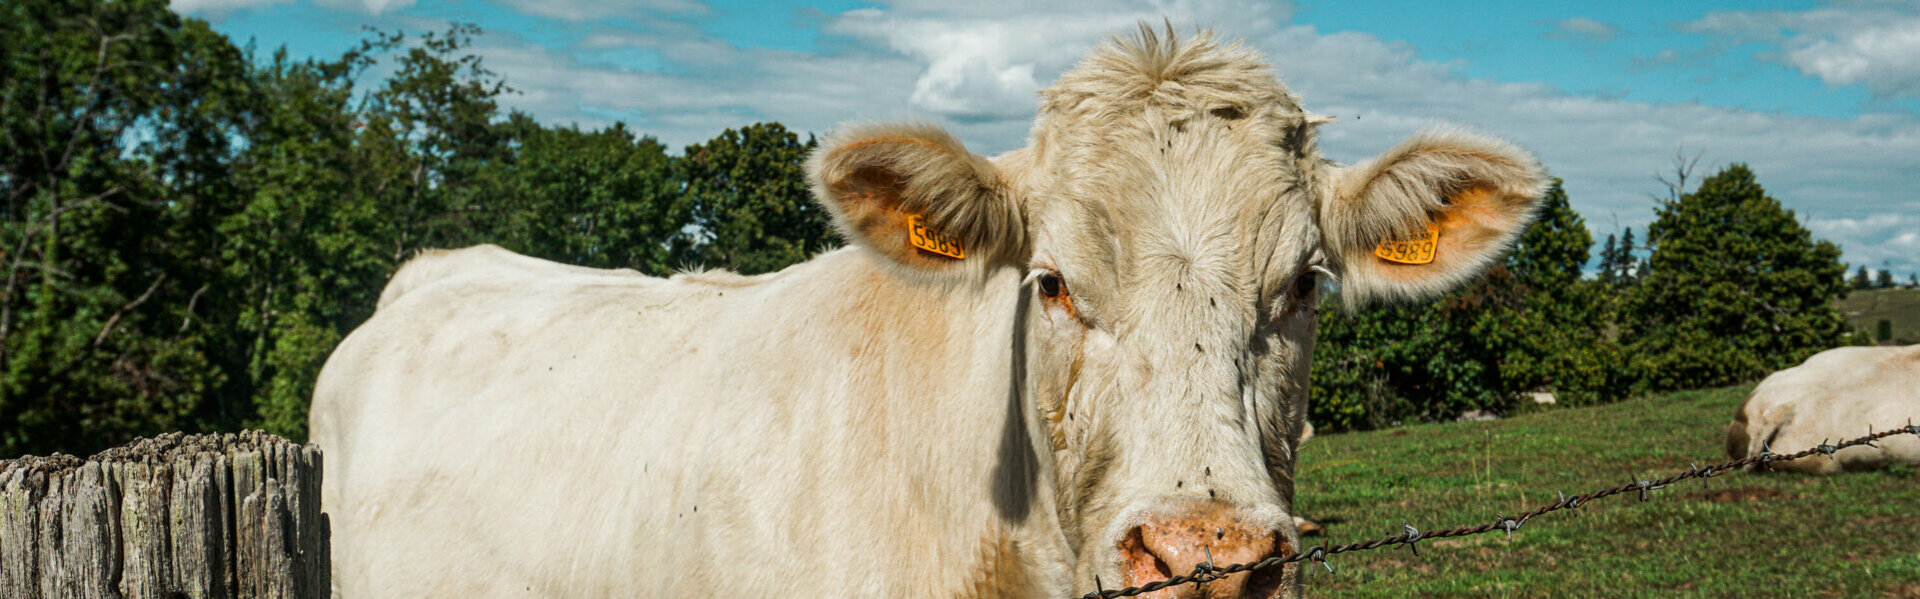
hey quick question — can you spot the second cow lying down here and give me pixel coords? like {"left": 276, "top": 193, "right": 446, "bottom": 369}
{"left": 1728, "top": 344, "right": 1920, "bottom": 474}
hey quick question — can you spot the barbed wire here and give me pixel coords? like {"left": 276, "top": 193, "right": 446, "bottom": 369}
{"left": 1075, "top": 420, "right": 1920, "bottom": 599}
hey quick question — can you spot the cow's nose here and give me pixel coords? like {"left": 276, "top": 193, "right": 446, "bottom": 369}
{"left": 1118, "top": 505, "right": 1287, "bottom": 598}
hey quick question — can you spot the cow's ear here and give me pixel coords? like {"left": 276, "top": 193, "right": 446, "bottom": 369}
{"left": 1320, "top": 129, "right": 1548, "bottom": 307}
{"left": 810, "top": 123, "right": 1024, "bottom": 271}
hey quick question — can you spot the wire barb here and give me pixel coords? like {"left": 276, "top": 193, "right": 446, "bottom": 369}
{"left": 1303, "top": 544, "right": 1333, "bottom": 574}
{"left": 1815, "top": 439, "right": 1840, "bottom": 461}
{"left": 1497, "top": 515, "right": 1524, "bottom": 541}
{"left": 1635, "top": 478, "right": 1666, "bottom": 501}
{"left": 1189, "top": 547, "right": 1221, "bottom": 583}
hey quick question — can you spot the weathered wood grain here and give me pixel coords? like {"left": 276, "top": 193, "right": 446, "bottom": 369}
{"left": 0, "top": 431, "right": 328, "bottom": 598}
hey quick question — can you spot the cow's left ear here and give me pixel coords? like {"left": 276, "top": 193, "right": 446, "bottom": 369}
{"left": 1320, "top": 129, "right": 1549, "bottom": 307}
{"left": 810, "top": 123, "right": 1024, "bottom": 272}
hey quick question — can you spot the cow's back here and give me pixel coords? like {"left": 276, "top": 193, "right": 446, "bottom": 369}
{"left": 311, "top": 245, "right": 1054, "bottom": 597}
{"left": 1728, "top": 345, "right": 1920, "bottom": 474}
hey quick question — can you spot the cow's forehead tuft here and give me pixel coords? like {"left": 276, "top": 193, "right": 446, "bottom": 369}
{"left": 1039, "top": 26, "right": 1304, "bottom": 123}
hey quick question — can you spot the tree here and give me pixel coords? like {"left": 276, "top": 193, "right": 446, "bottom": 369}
{"left": 1620, "top": 165, "right": 1852, "bottom": 393}
{"left": 356, "top": 25, "right": 513, "bottom": 259}
{"left": 1597, "top": 234, "right": 1619, "bottom": 286}
{"left": 213, "top": 41, "right": 392, "bottom": 441}
{"left": 1877, "top": 319, "right": 1894, "bottom": 343}
{"left": 1617, "top": 228, "right": 1638, "bottom": 283}
{"left": 1875, "top": 267, "right": 1894, "bottom": 289}
{"left": 3, "top": 11, "right": 821, "bottom": 454}
{"left": 216, "top": 25, "right": 523, "bottom": 441}
{"left": 1599, "top": 228, "right": 1638, "bottom": 286}
{"left": 482, "top": 115, "right": 680, "bottom": 275}
{"left": 1, "top": 0, "right": 251, "bottom": 456}
{"left": 1852, "top": 265, "right": 1873, "bottom": 291}
{"left": 1502, "top": 182, "right": 1631, "bottom": 404}
{"left": 677, "top": 123, "right": 836, "bottom": 274}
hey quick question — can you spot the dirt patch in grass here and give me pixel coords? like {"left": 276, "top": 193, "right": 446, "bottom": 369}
{"left": 1430, "top": 535, "right": 1495, "bottom": 550}
{"left": 1692, "top": 486, "right": 1797, "bottom": 503}
{"left": 1365, "top": 557, "right": 1436, "bottom": 575}
{"left": 1890, "top": 584, "right": 1920, "bottom": 599}
{"left": 1852, "top": 514, "right": 1920, "bottom": 528}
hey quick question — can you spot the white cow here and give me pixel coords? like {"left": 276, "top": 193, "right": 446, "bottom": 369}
{"left": 312, "top": 26, "right": 1546, "bottom": 598}
{"left": 1727, "top": 344, "right": 1920, "bottom": 474}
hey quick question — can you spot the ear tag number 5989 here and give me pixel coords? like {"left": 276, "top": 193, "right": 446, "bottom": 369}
{"left": 908, "top": 215, "right": 966, "bottom": 259}
{"left": 1374, "top": 223, "right": 1439, "bottom": 265}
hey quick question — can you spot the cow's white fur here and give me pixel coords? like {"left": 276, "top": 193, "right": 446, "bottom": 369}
{"left": 312, "top": 25, "right": 1546, "bottom": 598}
{"left": 1727, "top": 344, "right": 1920, "bottom": 474}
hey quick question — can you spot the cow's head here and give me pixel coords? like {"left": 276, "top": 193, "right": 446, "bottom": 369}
{"left": 809, "top": 27, "right": 1546, "bottom": 598}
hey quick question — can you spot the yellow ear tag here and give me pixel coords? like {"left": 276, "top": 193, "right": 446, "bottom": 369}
{"left": 908, "top": 214, "right": 966, "bottom": 259}
{"left": 1373, "top": 223, "right": 1440, "bottom": 265}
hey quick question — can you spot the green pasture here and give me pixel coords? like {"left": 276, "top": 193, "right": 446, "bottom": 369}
{"left": 1839, "top": 288, "right": 1920, "bottom": 344}
{"left": 1296, "top": 385, "right": 1920, "bottom": 598}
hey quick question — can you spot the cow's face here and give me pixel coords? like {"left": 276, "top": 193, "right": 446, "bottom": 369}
{"left": 810, "top": 28, "right": 1545, "bottom": 599}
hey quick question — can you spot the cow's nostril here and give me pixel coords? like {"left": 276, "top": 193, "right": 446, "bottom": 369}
{"left": 1118, "top": 526, "right": 1174, "bottom": 588}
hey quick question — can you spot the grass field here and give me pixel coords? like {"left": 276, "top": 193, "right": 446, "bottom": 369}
{"left": 1295, "top": 385, "right": 1920, "bottom": 598}
{"left": 1838, "top": 288, "right": 1920, "bottom": 344}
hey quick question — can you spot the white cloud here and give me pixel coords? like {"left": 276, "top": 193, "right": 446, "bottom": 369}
{"left": 477, "top": 39, "right": 930, "bottom": 151}
{"left": 313, "top": 0, "right": 417, "bottom": 15}
{"left": 168, "top": 0, "right": 290, "bottom": 15}
{"left": 1685, "top": 3, "right": 1920, "bottom": 98}
{"left": 826, "top": 2, "right": 1291, "bottom": 120}
{"left": 1544, "top": 17, "right": 1619, "bottom": 42}
{"left": 493, "top": 0, "right": 706, "bottom": 21}
{"left": 1807, "top": 214, "right": 1920, "bottom": 275}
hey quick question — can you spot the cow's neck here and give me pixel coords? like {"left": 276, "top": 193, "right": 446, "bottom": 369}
{"left": 792, "top": 248, "right": 1075, "bottom": 594}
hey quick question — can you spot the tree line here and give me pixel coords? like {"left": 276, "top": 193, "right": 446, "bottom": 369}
{"left": 3, "top": 3, "right": 832, "bottom": 456}
{"left": 0, "top": 4, "right": 1876, "bottom": 455}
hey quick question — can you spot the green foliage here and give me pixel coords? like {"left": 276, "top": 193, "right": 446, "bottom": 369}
{"left": 1596, "top": 227, "right": 1638, "bottom": 287}
{"left": 1853, "top": 265, "right": 1873, "bottom": 291}
{"left": 677, "top": 123, "right": 836, "bottom": 274}
{"left": 1875, "top": 267, "right": 1895, "bottom": 290}
{"left": 1500, "top": 183, "right": 1632, "bottom": 406}
{"left": 481, "top": 115, "right": 680, "bottom": 274}
{"left": 1620, "top": 164, "right": 1853, "bottom": 393}
{"left": 0, "top": 8, "right": 853, "bottom": 456}
{"left": 214, "top": 43, "right": 389, "bottom": 442}
{"left": 1, "top": 0, "right": 250, "bottom": 456}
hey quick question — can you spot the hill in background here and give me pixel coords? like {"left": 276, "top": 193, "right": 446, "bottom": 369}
{"left": 1838, "top": 288, "right": 1920, "bottom": 344}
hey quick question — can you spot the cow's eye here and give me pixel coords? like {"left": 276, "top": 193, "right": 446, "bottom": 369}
{"left": 1038, "top": 273, "right": 1067, "bottom": 299}
{"left": 1291, "top": 271, "right": 1317, "bottom": 301}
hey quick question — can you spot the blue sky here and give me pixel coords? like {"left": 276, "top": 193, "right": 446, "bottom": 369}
{"left": 175, "top": 0, "right": 1920, "bottom": 278}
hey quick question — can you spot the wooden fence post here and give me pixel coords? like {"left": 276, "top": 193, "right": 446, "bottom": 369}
{"left": 0, "top": 431, "right": 328, "bottom": 598}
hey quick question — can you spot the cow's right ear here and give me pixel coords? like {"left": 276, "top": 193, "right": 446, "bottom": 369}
{"left": 1318, "top": 129, "right": 1548, "bottom": 307}
{"left": 809, "top": 124, "right": 1024, "bottom": 271}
